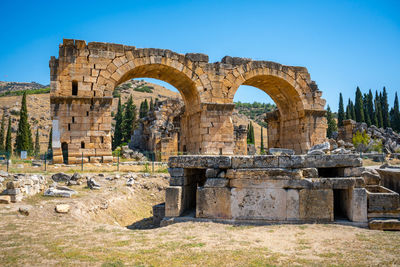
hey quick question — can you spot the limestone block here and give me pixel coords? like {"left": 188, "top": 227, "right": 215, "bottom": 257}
{"left": 168, "top": 168, "right": 185, "bottom": 177}
{"left": 165, "top": 186, "right": 183, "bottom": 217}
{"left": 299, "top": 189, "right": 333, "bottom": 221}
{"left": 343, "top": 167, "right": 366, "bottom": 177}
{"left": 253, "top": 155, "right": 279, "bottom": 168}
{"left": 231, "top": 188, "right": 287, "bottom": 220}
{"left": 286, "top": 189, "right": 300, "bottom": 220}
{"left": 348, "top": 188, "right": 368, "bottom": 223}
{"left": 302, "top": 168, "right": 318, "bottom": 178}
{"left": 89, "top": 157, "right": 102, "bottom": 163}
{"left": 196, "top": 187, "right": 231, "bottom": 219}
{"left": 204, "top": 178, "right": 229, "bottom": 187}
{"left": 226, "top": 168, "right": 302, "bottom": 180}
{"left": 102, "top": 156, "right": 113, "bottom": 163}
{"left": 0, "top": 195, "right": 11, "bottom": 204}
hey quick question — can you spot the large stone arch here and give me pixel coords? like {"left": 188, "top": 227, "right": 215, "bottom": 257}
{"left": 49, "top": 39, "right": 327, "bottom": 163}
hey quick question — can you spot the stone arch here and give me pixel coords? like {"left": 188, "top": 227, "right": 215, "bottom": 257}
{"left": 223, "top": 61, "right": 326, "bottom": 153}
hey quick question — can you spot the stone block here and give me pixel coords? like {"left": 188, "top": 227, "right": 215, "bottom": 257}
{"left": 348, "top": 188, "right": 368, "bottom": 223}
{"left": 253, "top": 155, "right": 279, "bottom": 168}
{"left": 278, "top": 155, "right": 305, "bottom": 168}
{"left": 299, "top": 189, "right": 333, "bottom": 221}
{"left": 204, "top": 178, "right": 229, "bottom": 187}
{"left": 196, "top": 187, "right": 231, "bottom": 219}
{"left": 366, "top": 186, "right": 399, "bottom": 212}
{"left": 369, "top": 219, "right": 400, "bottom": 230}
{"left": 231, "top": 156, "right": 254, "bottom": 168}
{"left": 302, "top": 168, "right": 318, "bottom": 178}
{"left": 226, "top": 168, "right": 302, "bottom": 180}
{"left": 0, "top": 195, "right": 11, "bottom": 204}
{"left": 231, "top": 188, "right": 287, "bottom": 220}
{"left": 165, "top": 186, "right": 183, "bottom": 217}
{"left": 303, "top": 154, "right": 362, "bottom": 168}
{"left": 168, "top": 168, "right": 185, "bottom": 177}
{"left": 343, "top": 167, "right": 366, "bottom": 177}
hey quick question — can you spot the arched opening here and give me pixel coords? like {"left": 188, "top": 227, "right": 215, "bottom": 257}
{"left": 232, "top": 74, "right": 307, "bottom": 153}
{"left": 233, "top": 85, "right": 276, "bottom": 155}
{"left": 111, "top": 73, "right": 192, "bottom": 161}
{"left": 72, "top": 80, "right": 78, "bottom": 96}
{"left": 61, "top": 142, "right": 68, "bottom": 164}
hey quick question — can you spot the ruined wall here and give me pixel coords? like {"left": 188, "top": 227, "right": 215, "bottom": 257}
{"left": 50, "top": 39, "right": 327, "bottom": 163}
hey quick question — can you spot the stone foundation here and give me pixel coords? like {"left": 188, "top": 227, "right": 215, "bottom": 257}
{"left": 162, "top": 154, "right": 400, "bottom": 227}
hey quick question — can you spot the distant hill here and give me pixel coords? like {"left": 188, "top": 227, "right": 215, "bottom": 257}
{"left": 235, "top": 102, "right": 276, "bottom": 128}
{"left": 0, "top": 81, "right": 48, "bottom": 93}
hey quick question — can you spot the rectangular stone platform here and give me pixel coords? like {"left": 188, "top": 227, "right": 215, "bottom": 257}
{"left": 165, "top": 154, "right": 369, "bottom": 224}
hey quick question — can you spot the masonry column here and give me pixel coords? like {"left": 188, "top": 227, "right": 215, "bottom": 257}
{"left": 199, "top": 103, "right": 235, "bottom": 155}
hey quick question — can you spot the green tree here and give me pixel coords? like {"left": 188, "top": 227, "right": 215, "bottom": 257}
{"left": 326, "top": 105, "right": 337, "bottom": 138}
{"left": 34, "top": 128, "right": 40, "bottom": 156}
{"left": 247, "top": 122, "right": 255, "bottom": 144}
{"left": 345, "top": 99, "right": 352, "bottom": 120}
{"left": 14, "top": 92, "right": 34, "bottom": 155}
{"left": 48, "top": 127, "right": 53, "bottom": 151}
{"left": 5, "top": 117, "right": 12, "bottom": 154}
{"left": 390, "top": 92, "right": 400, "bottom": 132}
{"left": 354, "top": 87, "right": 364, "bottom": 122}
{"left": 338, "top": 93, "right": 345, "bottom": 126}
{"left": 363, "top": 93, "right": 371, "bottom": 126}
{"left": 150, "top": 98, "right": 154, "bottom": 111}
{"left": 368, "top": 90, "right": 377, "bottom": 126}
{"left": 122, "top": 95, "right": 137, "bottom": 142}
{"left": 375, "top": 91, "right": 383, "bottom": 128}
{"left": 260, "top": 127, "right": 265, "bottom": 154}
{"left": 382, "top": 87, "right": 390, "bottom": 128}
{"left": 0, "top": 113, "right": 5, "bottom": 151}
{"left": 112, "top": 96, "right": 124, "bottom": 149}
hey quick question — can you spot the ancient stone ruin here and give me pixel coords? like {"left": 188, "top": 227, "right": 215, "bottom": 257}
{"left": 163, "top": 154, "right": 399, "bottom": 228}
{"left": 49, "top": 39, "right": 326, "bottom": 164}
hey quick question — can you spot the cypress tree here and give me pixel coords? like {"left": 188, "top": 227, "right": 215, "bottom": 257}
{"left": 368, "top": 90, "right": 376, "bottom": 126}
{"left": 15, "top": 92, "right": 34, "bottom": 155}
{"left": 112, "top": 96, "right": 124, "bottom": 149}
{"left": 48, "top": 127, "right": 53, "bottom": 151}
{"left": 382, "top": 87, "right": 390, "bottom": 128}
{"left": 338, "top": 93, "right": 345, "bottom": 126}
{"left": 345, "top": 99, "right": 352, "bottom": 120}
{"left": 34, "top": 128, "right": 40, "bottom": 156}
{"left": 5, "top": 117, "right": 12, "bottom": 154}
{"left": 150, "top": 98, "right": 154, "bottom": 111}
{"left": 260, "top": 127, "right": 265, "bottom": 154}
{"left": 354, "top": 87, "right": 364, "bottom": 122}
{"left": 122, "top": 95, "right": 137, "bottom": 142}
{"left": 251, "top": 123, "right": 255, "bottom": 145}
{"left": 350, "top": 100, "right": 356, "bottom": 121}
{"left": 326, "top": 105, "right": 337, "bottom": 138}
{"left": 143, "top": 99, "right": 149, "bottom": 116}
{"left": 247, "top": 122, "right": 255, "bottom": 144}
{"left": 375, "top": 91, "right": 383, "bottom": 128}
{"left": 0, "top": 113, "right": 5, "bottom": 151}
{"left": 363, "top": 93, "right": 371, "bottom": 126}
{"left": 391, "top": 92, "right": 400, "bottom": 132}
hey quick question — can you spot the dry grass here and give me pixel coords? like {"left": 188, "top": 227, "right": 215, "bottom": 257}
{"left": 0, "top": 173, "right": 399, "bottom": 266}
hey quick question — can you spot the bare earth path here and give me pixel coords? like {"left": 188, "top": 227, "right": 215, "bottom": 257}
{"left": 0, "top": 174, "right": 399, "bottom": 266}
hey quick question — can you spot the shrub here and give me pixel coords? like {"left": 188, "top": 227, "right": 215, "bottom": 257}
{"left": 352, "top": 130, "right": 370, "bottom": 152}
{"left": 369, "top": 139, "right": 383, "bottom": 153}
{"left": 134, "top": 85, "right": 153, "bottom": 93}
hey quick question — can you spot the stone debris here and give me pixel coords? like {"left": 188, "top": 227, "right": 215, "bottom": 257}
{"left": 268, "top": 148, "right": 295, "bottom": 156}
{"left": 1, "top": 174, "right": 47, "bottom": 203}
{"left": 126, "top": 178, "right": 135, "bottom": 187}
{"left": 44, "top": 186, "right": 77, "bottom": 198}
{"left": 307, "top": 149, "right": 325, "bottom": 155}
{"left": 331, "top": 148, "right": 351, "bottom": 154}
{"left": 55, "top": 204, "right": 70, "bottom": 213}
{"left": 309, "top": 141, "right": 330, "bottom": 153}
{"left": 51, "top": 173, "right": 70, "bottom": 182}
{"left": 18, "top": 206, "right": 30, "bottom": 216}
{"left": 0, "top": 195, "right": 11, "bottom": 204}
{"left": 87, "top": 177, "right": 101, "bottom": 190}
{"left": 120, "top": 146, "right": 147, "bottom": 161}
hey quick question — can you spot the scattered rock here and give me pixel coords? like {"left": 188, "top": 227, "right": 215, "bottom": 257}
{"left": 44, "top": 187, "right": 77, "bottom": 198}
{"left": 0, "top": 195, "right": 11, "bottom": 204}
{"left": 362, "top": 171, "right": 381, "bottom": 185}
{"left": 18, "top": 206, "right": 30, "bottom": 216}
{"left": 87, "top": 178, "right": 101, "bottom": 190}
{"left": 126, "top": 178, "right": 135, "bottom": 186}
{"left": 307, "top": 149, "right": 325, "bottom": 155}
{"left": 51, "top": 173, "right": 71, "bottom": 182}
{"left": 70, "top": 173, "right": 82, "bottom": 181}
{"left": 55, "top": 204, "right": 70, "bottom": 213}
{"left": 331, "top": 148, "right": 351, "bottom": 154}
{"left": 309, "top": 142, "right": 330, "bottom": 152}
{"left": 268, "top": 148, "right": 295, "bottom": 156}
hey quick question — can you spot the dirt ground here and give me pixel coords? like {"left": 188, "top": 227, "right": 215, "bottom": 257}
{"left": 0, "top": 171, "right": 400, "bottom": 266}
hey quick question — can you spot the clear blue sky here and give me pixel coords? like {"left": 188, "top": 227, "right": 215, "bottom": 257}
{"left": 0, "top": 0, "right": 399, "bottom": 110}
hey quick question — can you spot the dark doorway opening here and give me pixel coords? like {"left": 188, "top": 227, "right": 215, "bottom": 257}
{"left": 318, "top": 167, "right": 345, "bottom": 178}
{"left": 72, "top": 81, "right": 78, "bottom": 96}
{"left": 182, "top": 168, "right": 207, "bottom": 216}
{"left": 61, "top": 142, "right": 68, "bottom": 164}
{"left": 333, "top": 189, "right": 349, "bottom": 220}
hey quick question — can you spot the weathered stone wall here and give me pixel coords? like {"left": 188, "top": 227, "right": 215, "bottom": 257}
{"left": 50, "top": 39, "right": 327, "bottom": 163}
{"left": 165, "top": 154, "right": 372, "bottom": 223}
